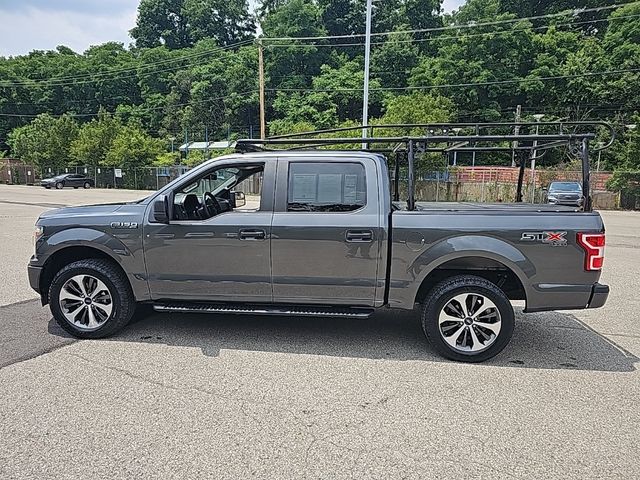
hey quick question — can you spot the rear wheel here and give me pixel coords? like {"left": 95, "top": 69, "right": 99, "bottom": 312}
{"left": 49, "top": 259, "right": 135, "bottom": 338}
{"left": 421, "top": 275, "right": 514, "bottom": 362}
{"left": 83, "top": 182, "right": 91, "bottom": 189}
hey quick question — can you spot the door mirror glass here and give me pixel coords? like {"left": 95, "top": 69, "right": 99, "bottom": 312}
{"left": 153, "top": 196, "right": 170, "bottom": 224}
{"left": 233, "top": 191, "right": 246, "bottom": 207}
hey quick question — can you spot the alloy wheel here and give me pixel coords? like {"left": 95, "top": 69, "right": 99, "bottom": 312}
{"left": 438, "top": 292, "right": 502, "bottom": 353}
{"left": 58, "top": 274, "right": 113, "bottom": 331}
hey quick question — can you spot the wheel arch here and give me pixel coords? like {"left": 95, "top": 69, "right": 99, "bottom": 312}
{"left": 39, "top": 245, "right": 130, "bottom": 304}
{"left": 410, "top": 235, "right": 533, "bottom": 306}
{"left": 415, "top": 255, "right": 528, "bottom": 305}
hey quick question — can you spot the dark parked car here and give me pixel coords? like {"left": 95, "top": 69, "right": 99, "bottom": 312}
{"left": 546, "top": 181, "right": 583, "bottom": 207}
{"left": 41, "top": 174, "right": 94, "bottom": 189}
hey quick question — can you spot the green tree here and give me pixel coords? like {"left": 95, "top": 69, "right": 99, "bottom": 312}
{"left": 183, "top": 0, "right": 255, "bottom": 46}
{"left": 7, "top": 113, "right": 79, "bottom": 168}
{"left": 104, "top": 125, "right": 166, "bottom": 167}
{"left": 70, "top": 110, "right": 123, "bottom": 167}
{"left": 371, "top": 30, "right": 419, "bottom": 89}
{"left": 130, "top": 0, "right": 190, "bottom": 49}
{"left": 131, "top": 0, "right": 255, "bottom": 49}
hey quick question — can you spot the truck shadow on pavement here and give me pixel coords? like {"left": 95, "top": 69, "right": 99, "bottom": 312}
{"left": 49, "top": 308, "right": 638, "bottom": 372}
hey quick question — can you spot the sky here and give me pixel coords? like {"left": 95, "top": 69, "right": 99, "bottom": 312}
{"left": 0, "top": 0, "right": 466, "bottom": 57}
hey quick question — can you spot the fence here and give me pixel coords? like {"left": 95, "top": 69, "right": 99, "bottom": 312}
{"left": 0, "top": 159, "right": 37, "bottom": 185}
{"left": 0, "top": 162, "right": 629, "bottom": 209}
{"left": 396, "top": 168, "right": 620, "bottom": 209}
{"left": 36, "top": 166, "right": 190, "bottom": 190}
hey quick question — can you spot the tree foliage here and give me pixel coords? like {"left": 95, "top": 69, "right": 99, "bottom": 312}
{"left": 7, "top": 114, "right": 79, "bottom": 168}
{"left": 0, "top": 0, "right": 639, "bottom": 172}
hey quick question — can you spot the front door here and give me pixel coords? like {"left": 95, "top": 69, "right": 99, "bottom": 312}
{"left": 270, "top": 157, "right": 382, "bottom": 306}
{"left": 143, "top": 159, "right": 274, "bottom": 303}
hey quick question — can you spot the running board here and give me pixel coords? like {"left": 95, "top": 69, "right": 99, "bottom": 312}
{"left": 153, "top": 303, "right": 374, "bottom": 318}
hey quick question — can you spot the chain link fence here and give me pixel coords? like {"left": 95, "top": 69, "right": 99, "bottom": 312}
{"left": 0, "top": 161, "right": 625, "bottom": 209}
{"left": 37, "top": 165, "right": 190, "bottom": 190}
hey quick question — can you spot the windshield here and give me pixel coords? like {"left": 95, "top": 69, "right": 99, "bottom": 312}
{"left": 182, "top": 167, "right": 240, "bottom": 196}
{"left": 549, "top": 182, "right": 581, "bottom": 192}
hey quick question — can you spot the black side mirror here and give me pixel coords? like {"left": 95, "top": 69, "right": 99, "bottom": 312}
{"left": 233, "top": 191, "right": 246, "bottom": 208}
{"left": 153, "top": 195, "right": 170, "bottom": 224}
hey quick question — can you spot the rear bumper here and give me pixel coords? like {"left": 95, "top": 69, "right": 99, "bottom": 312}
{"left": 587, "top": 282, "right": 609, "bottom": 309}
{"left": 525, "top": 282, "right": 609, "bottom": 312}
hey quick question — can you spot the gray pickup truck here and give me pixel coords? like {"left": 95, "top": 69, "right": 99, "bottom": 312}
{"left": 28, "top": 148, "right": 608, "bottom": 362}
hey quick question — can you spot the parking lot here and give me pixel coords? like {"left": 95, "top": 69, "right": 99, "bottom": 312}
{"left": 0, "top": 184, "right": 638, "bottom": 479}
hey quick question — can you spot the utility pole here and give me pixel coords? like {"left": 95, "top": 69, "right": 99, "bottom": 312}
{"left": 511, "top": 104, "right": 521, "bottom": 167}
{"left": 205, "top": 126, "right": 209, "bottom": 160}
{"left": 531, "top": 113, "right": 544, "bottom": 203}
{"left": 361, "top": 0, "right": 373, "bottom": 149}
{"left": 258, "top": 39, "right": 266, "bottom": 139}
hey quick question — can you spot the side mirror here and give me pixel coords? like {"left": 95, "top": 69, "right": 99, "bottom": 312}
{"left": 233, "top": 191, "right": 246, "bottom": 208}
{"left": 152, "top": 195, "right": 170, "bottom": 224}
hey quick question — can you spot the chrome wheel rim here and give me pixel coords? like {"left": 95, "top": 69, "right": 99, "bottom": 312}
{"left": 58, "top": 275, "right": 113, "bottom": 331}
{"left": 438, "top": 292, "right": 502, "bottom": 353}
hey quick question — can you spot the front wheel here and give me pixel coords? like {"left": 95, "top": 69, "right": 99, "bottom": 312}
{"left": 421, "top": 275, "right": 514, "bottom": 362}
{"left": 49, "top": 259, "right": 135, "bottom": 338}
{"left": 55, "top": 182, "right": 63, "bottom": 189}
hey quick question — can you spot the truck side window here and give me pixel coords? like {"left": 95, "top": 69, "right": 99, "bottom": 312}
{"left": 287, "top": 162, "right": 366, "bottom": 212}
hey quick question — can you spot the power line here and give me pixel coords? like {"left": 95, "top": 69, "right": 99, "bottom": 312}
{"left": 0, "top": 39, "right": 254, "bottom": 88}
{"left": 264, "top": 13, "right": 640, "bottom": 49}
{"left": 266, "top": 67, "right": 640, "bottom": 93}
{"left": 261, "top": 2, "right": 639, "bottom": 42}
{"left": 0, "top": 90, "right": 259, "bottom": 118}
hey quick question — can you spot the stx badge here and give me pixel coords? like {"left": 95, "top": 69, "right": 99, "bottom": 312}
{"left": 520, "top": 231, "right": 567, "bottom": 246}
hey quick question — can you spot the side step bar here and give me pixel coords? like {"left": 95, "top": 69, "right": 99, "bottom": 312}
{"left": 153, "top": 303, "right": 374, "bottom": 318}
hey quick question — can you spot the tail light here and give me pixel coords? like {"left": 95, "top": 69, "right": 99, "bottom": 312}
{"left": 577, "top": 233, "right": 605, "bottom": 271}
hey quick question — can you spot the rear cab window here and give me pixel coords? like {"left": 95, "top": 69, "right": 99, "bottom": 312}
{"left": 287, "top": 162, "right": 366, "bottom": 212}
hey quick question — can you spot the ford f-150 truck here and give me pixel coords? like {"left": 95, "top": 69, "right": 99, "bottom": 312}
{"left": 28, "top": 149, "right": 609, "bottom": 362}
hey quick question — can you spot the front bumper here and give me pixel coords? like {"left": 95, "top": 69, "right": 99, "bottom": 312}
{"left": 548, "top": 199, "right": 582, "bottom": 206}
{"left": 28, "top": 263, "right": 42, "bottom": 294}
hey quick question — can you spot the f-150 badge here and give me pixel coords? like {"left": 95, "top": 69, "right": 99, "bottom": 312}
{"left": 110, "top": 222, "right": 138, "bottom": 229}
{"left": 520, "top": 231, "right": 567, "bottom": 246}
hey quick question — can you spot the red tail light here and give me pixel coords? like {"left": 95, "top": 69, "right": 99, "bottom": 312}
{"left": 577, "top": 233, "right": 605, "bottom": 271}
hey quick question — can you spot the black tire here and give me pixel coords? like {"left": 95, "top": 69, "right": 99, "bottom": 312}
{"left": 49, "top": 258, "right": 136, "bottom": 339}
{"left": 55, "top": 182, "right": 63, "bottom": 189}
{"left": 83, "top": 182, "right": 91, "bottom": 189}
{"left": 421, "top": 275, "right": 514, "bottom": 363}
{"left": 44, "top": 186, "right": 50, "bottom": 189}
{"left": 73, "top": 186, "right": 79, "bottom": 189}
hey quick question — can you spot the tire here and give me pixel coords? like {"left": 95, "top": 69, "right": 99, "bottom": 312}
{"left": 83, "top": 182, "right": 91, "bottom": 189}
{"left": 55, "top": 182, "right": 63, "bottom": 189}
{"left": 421, "top": 275, "right": 514, "bottom": 363}
{"left": 49, "top": 258, "right": 135, "bottom": 339}
{"left": 44, "top": 186, "right": 50, "bottom": 189}
{"left": 74, "top": 186, "right": 79, "bottom": 189}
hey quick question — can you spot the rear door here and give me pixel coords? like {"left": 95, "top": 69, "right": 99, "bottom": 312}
{"left": 270, "top": 156, "right": 382, "bottom": 306}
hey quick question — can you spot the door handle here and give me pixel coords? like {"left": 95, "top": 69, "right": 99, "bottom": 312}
{"left": 239, "top": 229, "right": 266, "bottom": 240}
{"left": 346, "top": 230, "right": 373, "bottom": 242}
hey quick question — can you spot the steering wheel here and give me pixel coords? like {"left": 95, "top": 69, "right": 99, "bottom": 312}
{"left": 201, "top": 192, "right": 222, "bottom": 219}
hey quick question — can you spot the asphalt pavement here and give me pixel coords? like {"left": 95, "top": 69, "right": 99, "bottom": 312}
{"left": 0, "top": 184, "right": 638, "bottom": 479}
